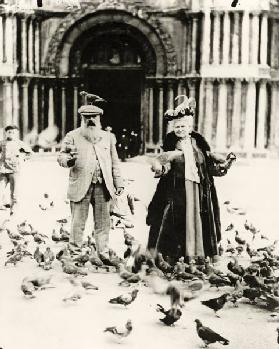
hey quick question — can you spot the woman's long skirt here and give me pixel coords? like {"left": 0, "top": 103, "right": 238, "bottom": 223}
{"left": 155, "top": 179, "right": 204, "bottom": 260}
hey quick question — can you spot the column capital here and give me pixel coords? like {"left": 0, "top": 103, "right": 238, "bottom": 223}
{"left": 156, "top": 79, "right": 164, "bottom": 88}
{"left": 212, "top": 11, "right": 220, "bottom": 17}
{"left": 259, "top": 78, "right": 268, "bottom": 85}
{"left": 215, "top": 77, "right": 227, "bottom": 84}
{"left": 167, "top": 78, "right": 176, "bottom": 88}
{"left": 1, "top": 76, "right": 13, "bottom": 84}
{"left": 251, "top": 11, "right": 261, "bottom": 16}
{"left": 188, "top": 78, "right": 197, "bottom": 88}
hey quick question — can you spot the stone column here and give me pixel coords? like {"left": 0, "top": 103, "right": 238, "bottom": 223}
{"left": 241, "top": 10, "right": 250, "bottom": 64}
{"left": 32, "top": 81, "right": 39, "bottom": 133}
{"left": 48, "top": 85, "right": 55, "bottom": 127}
{"left": 232, "top": 12, "right": 240, "bottom": 64}
{"left": 182, "top": 20, "right": 187, "bottom": 75}
{"left": 177, "top": 79, "right": 186, "bottom": 96}
{"left": 12, "top": 16, "right": 17, "bottom": 67}
{"left": 61, "top": 81, "right": 67, "bottom": 138}
{"left": 212, "top": 12, "right": 220, "bottom": 65}
{"left": 21, "top": 17, "right": 28, "bottom": 72}
{"left": 28, "top": 18, "right": 33, "bottom": 73}
{"left": 73, "top": 84, "right": 78, "bottom": 129}
{"left": 192, "top": 17, "right": 198, "bottom": 72}
{"left": 157, "top": 80, "right": 164, "bottom": 146}
{"left": 256, "top": 80, "right": 267, "bottom": 149}
{"left": 223, "top": 11, "right": 230, "bottom": 64}
{"left": 231, "top": 79, "right": 242, "bottom": 148}
{"left": 6, "top": 16, "right": 13, "bottom": 65}
{"left": 216, "top": 79, "right": 228, "bottom": 149}
{"left": 167, "top": 80, "right": 175, "bottom": 133}
{"left": 203, "top": 79, "right": 213, "bottom": 141}
{"left": 3, "top": 78, "right": 13, "bottom": 126}
{"left": 34, "top": 20, "right": 40, "bottom": 74}
{"left": 198, "top": 79, "right": 205, "bottom": 133}
{"left": 244, "top": 79, "right": 256, "bottom": 150}
{"left": 251, "top": 13, "right": 259, "bottom": 64}
{"left": 188, "top": 79, "right": 196, "bottom": 99}
{"left": 202, "top": 10, "right": 211, "bottom": 65}
{"left": 22, "top": 78, "right": 29, "bottom": 136}
{"left": 12, "top": 79, "right": 19, "bottom": 126}
{"left": 40, "top": 82, "right": 45, "bottom": 131}
{"left": 260, "top": 12, "right": 268, "bottom": 65}
{"left": 272, "top": 83, "right": 279, "bottom": 148}
{"left": 148, "top": 85, "right": 154, "bottom": 145}
{"left": 0, "top": 16, "right": 3, "bottom": 63}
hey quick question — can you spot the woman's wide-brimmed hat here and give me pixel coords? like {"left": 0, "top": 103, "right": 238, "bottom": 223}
{"left": 164, "top": 95, "right": 196, "bottom": 121}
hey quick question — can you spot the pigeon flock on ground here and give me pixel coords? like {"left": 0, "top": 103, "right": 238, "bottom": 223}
{"left": 1, "top": 194, "right": 279, "bottom": 348}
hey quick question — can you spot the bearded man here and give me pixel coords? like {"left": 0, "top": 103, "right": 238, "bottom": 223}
{"left": 57, "top": 103, "right": 124, "bottom": 265}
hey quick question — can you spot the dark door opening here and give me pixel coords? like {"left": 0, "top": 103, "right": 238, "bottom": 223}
{"left": 85, "top": 69, "right": 142, "bottom": 143}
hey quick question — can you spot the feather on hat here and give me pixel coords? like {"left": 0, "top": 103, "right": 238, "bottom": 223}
{"left": 164, "top": 95, "right": 196, "bottom": 121}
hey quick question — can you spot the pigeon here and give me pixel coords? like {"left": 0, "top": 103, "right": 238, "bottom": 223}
{"left": 63, "top": 292, "right": 82, "bottom": 302}
{"left": 234, "top": 231, "right": 246, "bottom": 245}
{"left": 243, "top": 274, "right": 271, "bottom": 292}
{"left": 81, "top": 280, "right": 99, "bottom": 291}
{"left": 166, "top": 284, "right": 183, "bottom": 309}
{"left": 28, "top": 275, "right": 54, "bottom": 290}
{"left": 231, "top": 0, "right": 239, "bottom": 7}
{"left": 260, "top": 293, "right": 279, "bottom": 311}
{"left": 21, "top": 277, "right": 36, "bottom": 298}
{"left": 227, "top": 271, "right": 242, "bottom": 287}
{"left": 89, "top": 249, "right": 104, "bottom": 267}
{"left": 34, "top": 246, "right": 44, "bottom": 266}
{"left": 33, "top": 232, "right": 47, "bottom": 244}
{"left": 104, "top": 319, "right": 132, "bottom": 341}
{"left": 73, "top": 250, "right": 90, "bottom": 267}
{"left": 17, "top": 221, "right": 34, "bottom": 236}
{"left": 201, "top": 293, "right": 230, "bottom": 317}
{"left": 62, "top": 260, "right": 87, "bottom": 276}
{"left": 5, "top": 253, "right": 22, "bottom": 266}
{"left": 51, "top": 229, "right": 61, "bottom": 242}
{"left": 43, "top": 247, "right": 55, "bottom": 270}
{"left": 229, "top": 280, "right": 244, "bottom": 307}
{"left": 156, "top": 253, "right": 173, "bottom": 273}
{"left": 80, "top": 91, "right": 106, "bottom": 105}
{"left": 124, "top": 231, "right": 136, "bottom": 246}
{"left": 156, "top": 304, "right": 182, "bottom": 326}
{"left": 194, "top": 319, "right": 229, "bottom": 347}
{"left": 109, "top": 289, "right": 139, "bottom": 307}
{"left": 225, "top": 223, "right": 234, "bottom": 232}
{"left": 242, "top": 287, "right": 262, "bottom": 304}
{"left": 208, "top": 273, "right": 231, "bottom": 289}
{"left": 246, "top": 244, "right": 259, "bottom": 258}
{"left": 227, "top": 257, "right": 245, "bottom": 277}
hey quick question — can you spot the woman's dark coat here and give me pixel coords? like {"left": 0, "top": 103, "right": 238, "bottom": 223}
{"left": 146, "top": 131, "right": 223, "bottom": 258}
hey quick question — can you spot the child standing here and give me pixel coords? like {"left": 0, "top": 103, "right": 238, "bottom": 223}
{"left": 0, "top": 125, "right": 32, "bottom": 214}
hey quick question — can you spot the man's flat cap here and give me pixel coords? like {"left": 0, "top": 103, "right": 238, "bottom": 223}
{"left": 78, "top": 105, "right": 103, "bottom": 115}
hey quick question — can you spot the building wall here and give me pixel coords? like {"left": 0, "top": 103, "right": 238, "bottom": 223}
{"left": 0, "top": 0, "right": 278, "bottom": 157}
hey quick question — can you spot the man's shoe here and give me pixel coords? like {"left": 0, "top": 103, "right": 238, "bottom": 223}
{"left": 99, "top": 253, "right": 116, "bottom": 267}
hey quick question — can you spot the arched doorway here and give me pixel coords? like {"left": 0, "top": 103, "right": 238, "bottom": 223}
{"left": 70, "top": 24, "right": 156, "bottom": 141}
{"left": 43, "top": 7, "right": 178, "bottom": 152}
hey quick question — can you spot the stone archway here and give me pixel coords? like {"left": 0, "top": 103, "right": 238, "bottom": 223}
{"left": 43, "top": 3, "right": 178, "bottom": 77}
{"left": 42, "top": 3, "right": 179, "bottom": 152}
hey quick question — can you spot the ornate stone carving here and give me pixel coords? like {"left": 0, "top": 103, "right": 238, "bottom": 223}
{"left": 43, "top": 2, "right": 178, "bottom": 77}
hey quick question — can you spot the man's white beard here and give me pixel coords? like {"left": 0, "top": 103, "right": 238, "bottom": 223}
{"left": 80, "top": 122, "right": 102, "bottom": 143}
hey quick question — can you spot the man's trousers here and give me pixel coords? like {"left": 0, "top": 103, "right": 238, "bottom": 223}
{"left": 70, "top": 182, "right": 111, "bottom": 254}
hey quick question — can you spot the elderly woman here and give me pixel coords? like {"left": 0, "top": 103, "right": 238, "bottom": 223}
{"left": 146, "top": 96, "right": 235, "bottom": 263}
